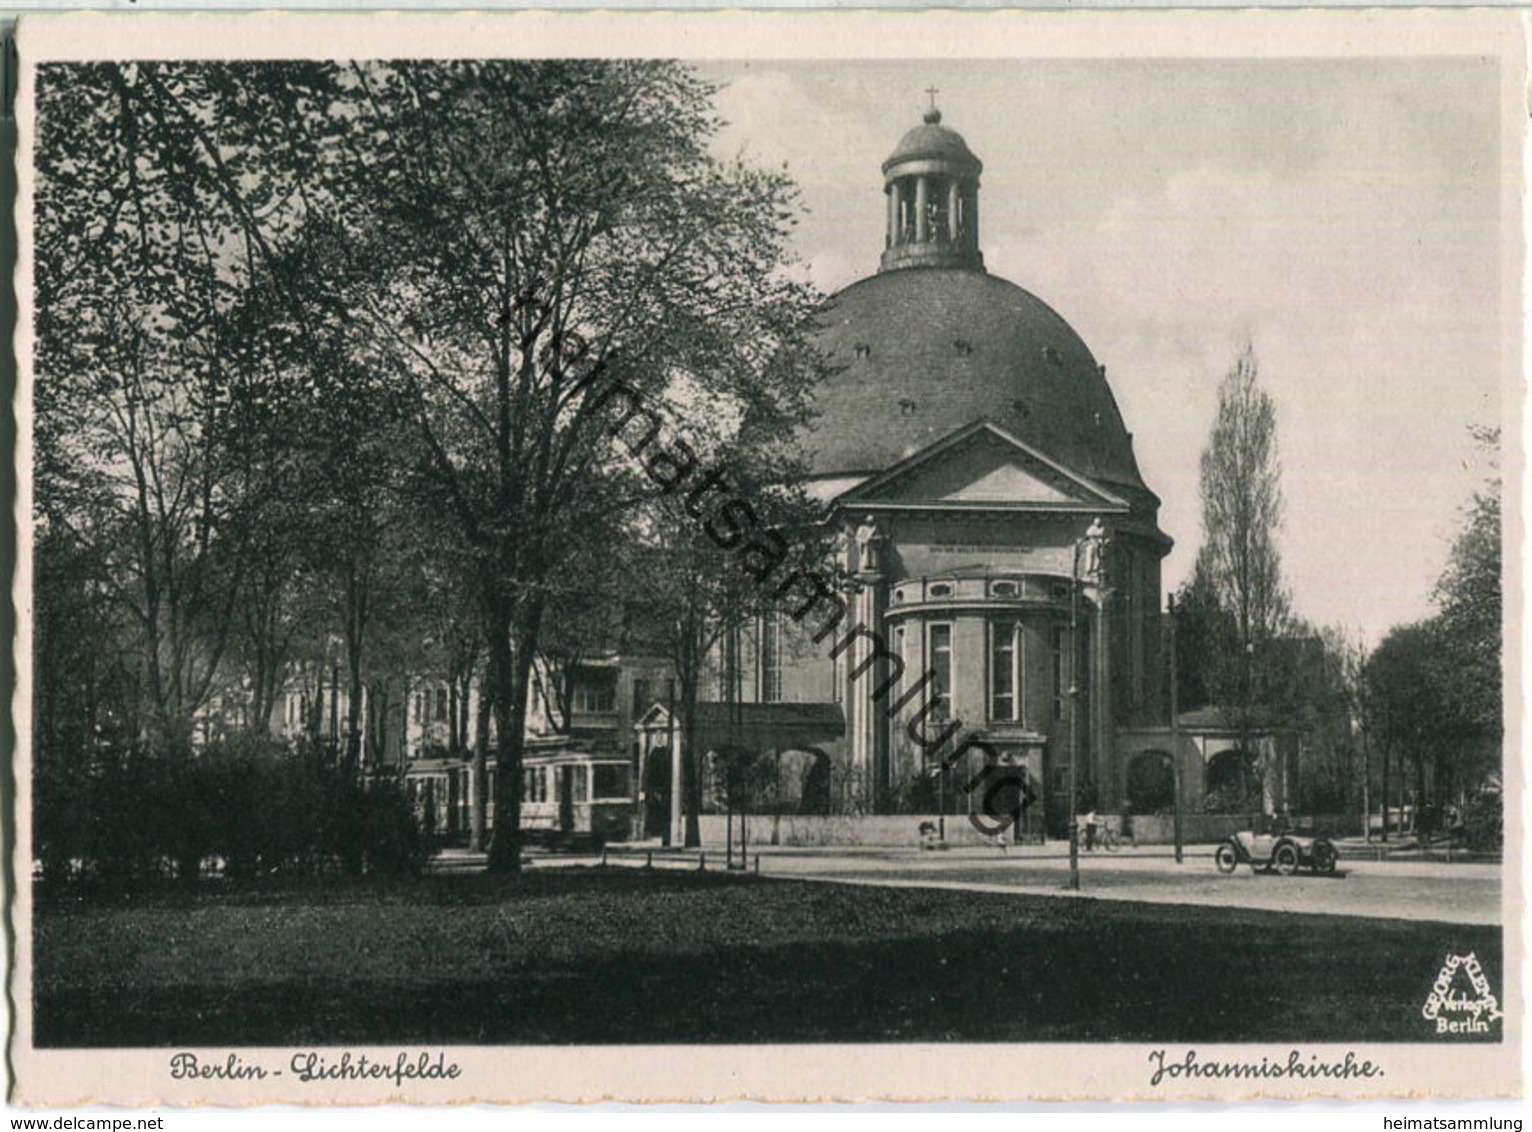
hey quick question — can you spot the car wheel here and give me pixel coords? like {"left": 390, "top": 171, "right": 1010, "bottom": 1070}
{"left": 1312, "top": 842, "right": 1337, "bottom": 875}
{"left": 1274, "top": 842, "right": 1300, "bottom": 876}
{"left": 1214, "top": 844, "right": 1238, "bottom": 874}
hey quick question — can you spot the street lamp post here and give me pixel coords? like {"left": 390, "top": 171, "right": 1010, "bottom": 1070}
{"left": 1168, "top": 593, "right": 1184, "bottom": 865}
{"left": 1244, "top": 638, "right": 1256, "bottom": 818}
{"left": 1067, "top": 539, "right": 1083, "bottom": 891}
{"left": 1066, "top": 518, "right": 1109, "bottom": 892}
{"left": 937, "top": 764, "right": 946, "bottom": 842}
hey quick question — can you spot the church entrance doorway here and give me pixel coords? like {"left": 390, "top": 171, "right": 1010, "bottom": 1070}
{"left": 642, "top": 747, "right": 671, "bottom": 840}
{"left": 1205, "top": 748, "right": 1260, "bottom": 813}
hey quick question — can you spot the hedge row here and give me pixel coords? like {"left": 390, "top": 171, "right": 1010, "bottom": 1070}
{"left": 34, "top": 737, "right": 427, "bottom": 889}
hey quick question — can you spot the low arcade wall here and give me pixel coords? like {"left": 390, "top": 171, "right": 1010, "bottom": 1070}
{"left": 694, "top": 814, "right": 1025, "bottom": 849}
{"left": 690, "top": 810, "right": 1362, "bottom": 849}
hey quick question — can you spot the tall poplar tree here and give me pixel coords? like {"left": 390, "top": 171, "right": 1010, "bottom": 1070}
{"left": 1189, "top": 344, "right": 1291, "bottom": 805}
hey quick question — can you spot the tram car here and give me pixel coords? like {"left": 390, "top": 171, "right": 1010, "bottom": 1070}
{"left": 402, "top": 756, "right": 474, "bottom": 845}
{"left": 519, "top": 745, "right": 635, "bottom": 849}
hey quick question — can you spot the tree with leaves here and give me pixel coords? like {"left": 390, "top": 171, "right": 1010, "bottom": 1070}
{"left": 1365, "top": 621, "right": 1452, "bottom": 834}
{"left": 34, "top": 60, "right": 822, "bottom": 875}
{"left": 33, "top": 62, "right": 355, "bottom": 752}
{"left": 1363, "top": 426, "right": 1502, "bottom": 840}
{"left": 1184, "top": 344, "right": 1291, "bottom": 807}
{"left": 623, "top": 452, "right": 823, "bottom": 846}
{"left": 1195, "top": 344, "right": 1290, "bottom": 655}
{"left": 1170, "top": 558, "right": 1232, "bottom": 713}
{"left": 1433, "top": 426, "right": 1502, "bottom": 740}
{"left": 328, "top": 61, "right": 822, "bottom": 871}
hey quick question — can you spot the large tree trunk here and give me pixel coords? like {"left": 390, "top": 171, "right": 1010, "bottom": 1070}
{"left": 1415, "top": 745, "right": 1429, "bottom": 835}
{"left": 452, "top": 669, "right": 474, "bottom": 753}
{"left": 486, "top": 599, "right": 544, "bottom": 873}
{"left": 1361, "top": 746, "right": 1370, "bottom": 841}
{"left": 1380, "top": 740, "right": 1392, "bottom": 843}
{"left": 367, "top": 682, "right": 390, "bottom": 770}
{"left": 485, "top": 625, "right": 520, "bottom": 873}
{"left": 249, "top": 648, "right": 271, "bottom": 737}
{"left": 1433, "top": 747, "right": 1453, "bottom": 826}
{"left": 342, "top": 563, "right": 369, "bottom": 776}
{"left": 345, "top": 653, "right": 365, "bottom": 777}
{"left": 244, "top": 587, "right": 289, "bottom": 739}
{"left": 470, "top": 674, "right": 491, "bottom": 853}
{"left": 255, "top": 659, "right": 281, "bottom": 738}
{"left": 680, "top": 677, "right": 702, "bottom": 849}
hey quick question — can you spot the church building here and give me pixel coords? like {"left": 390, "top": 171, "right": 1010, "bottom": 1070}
{"left": 638, "top": 105, "right": 1196, "bottom": 839}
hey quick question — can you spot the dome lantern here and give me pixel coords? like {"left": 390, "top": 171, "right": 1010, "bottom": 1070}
{"left": 801, "top": 103, "right": 1153, "bottom": 499}
{"left": 880, "top": 95, "right": 984, "bottom": 273}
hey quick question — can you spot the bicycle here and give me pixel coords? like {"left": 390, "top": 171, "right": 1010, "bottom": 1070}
{"left": 1077, "top": 821, "right": 1119, "bottom": 852}
{"left": 1081, "top": 820, "right": 1121, "bottom": 852}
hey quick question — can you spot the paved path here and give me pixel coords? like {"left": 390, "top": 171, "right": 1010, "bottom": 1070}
{"left": 590, "top": 843, "right": 1504, "bottom": 925}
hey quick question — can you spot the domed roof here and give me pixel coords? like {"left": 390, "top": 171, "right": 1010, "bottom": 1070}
{"left": 884, "top": 109, "right": 982, "bottom": 174}
{"left": 801, "top": 269, "right": 1148, "bottom": 492}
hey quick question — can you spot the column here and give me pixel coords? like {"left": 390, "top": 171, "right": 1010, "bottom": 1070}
{"left": 634, "top": 736, "right": 650, "bottom": 841}
{"left": 848, "top": 583, "right": 873, "bottom": 801}
{"left": 887, "top": 182, "right": 900, "bottom": 248}
{"left": 967, "top": 186, "right": 979, "bottom": 249}
{"left": 848, "top": 575, "right": 888, "bottom": 807}
{"left": 670, "top": 718, "right": 684, "bottom": 845}
{"left": 914, "top": 176, "right": 929, "bottom": 244}
{"left": 1091, "top": 589, "right": 1114, "bottom": 808}
{"left": 868, "top": 582, "right": 889, "bottom": 794}
{"left": 947, "top": 180, "right": 960, "bottom": 242}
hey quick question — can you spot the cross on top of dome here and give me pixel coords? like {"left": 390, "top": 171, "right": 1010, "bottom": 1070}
{"left": 924, "top": 85, "right": 942, "bottom": 124}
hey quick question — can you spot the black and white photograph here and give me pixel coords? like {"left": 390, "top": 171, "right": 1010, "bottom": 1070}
{"left": 9, "top": 11, "right": 1522, "bottom": 1104}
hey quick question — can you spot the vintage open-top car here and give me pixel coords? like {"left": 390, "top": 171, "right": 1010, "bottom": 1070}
{"left": 1214, "top": 829, "right": 1340, "bottom": 876}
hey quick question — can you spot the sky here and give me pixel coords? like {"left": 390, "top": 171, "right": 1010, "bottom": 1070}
{"left": 694, "top": 57, "right": 1509, "bottom": 645}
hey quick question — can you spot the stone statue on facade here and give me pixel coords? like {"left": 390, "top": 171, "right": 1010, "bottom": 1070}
{"left": 1081, "top": 518, "right": 1108, "bottom": 584}
{"left": 855, "top": 517, "right": 882, "bottom": 574}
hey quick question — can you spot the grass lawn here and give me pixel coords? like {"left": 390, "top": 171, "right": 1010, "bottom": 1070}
{"left": 34, "top": 868, "right": 1500, "bottom": 1046}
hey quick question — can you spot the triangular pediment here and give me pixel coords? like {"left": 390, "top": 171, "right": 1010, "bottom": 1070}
{"left": 635, "top": 704, "right": 672, "bottom": 730}
{"left": 833, "top": 420, "right": 1129, "bottom": 512}
{"left": 947, "top": 460, "right": 1078, "bottom": 504}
